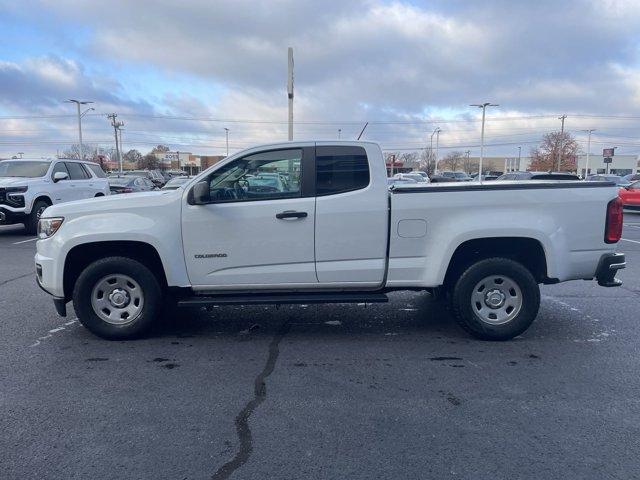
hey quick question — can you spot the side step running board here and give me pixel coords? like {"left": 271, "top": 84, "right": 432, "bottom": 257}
{"left": 178, "top": 292, "right": 389, "bottom": 307}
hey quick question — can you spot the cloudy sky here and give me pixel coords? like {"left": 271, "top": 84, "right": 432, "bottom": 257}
{"left": 1, "top": 0, "right": 640, "bottom": 159}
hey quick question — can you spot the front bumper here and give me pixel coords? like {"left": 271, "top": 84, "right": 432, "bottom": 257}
{"left": 595, "top": 253, "right": 626, "bottom": 287}
{"left": 0, "top": 207, "right": 28, "bottom": 225}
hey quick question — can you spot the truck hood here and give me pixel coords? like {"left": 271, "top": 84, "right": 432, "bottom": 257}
{"left": 0, "top": 177, "right": 39, "bottom": 188}
{"left": 44, "top": 190, "right": 178, "bottom": 218}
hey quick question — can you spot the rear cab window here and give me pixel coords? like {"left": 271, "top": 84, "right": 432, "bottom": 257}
{"left": 85, "top": 163, "right": 107, "bottom": 178}
{"left": 315, "top": 146, "right": 370, "bottom": 195}
{"left": 65, "top": 162, "right": 90, "bottom": 180}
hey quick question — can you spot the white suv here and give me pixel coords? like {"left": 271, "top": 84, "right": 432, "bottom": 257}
{"left": 0, "top": 158, "right": 110, "bottom": 234}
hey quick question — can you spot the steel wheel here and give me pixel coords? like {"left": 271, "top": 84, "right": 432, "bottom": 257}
{"left": 471, "top": 274, "right": 522, "bottom": 325}
{"left": 90, "top": 274, "right": 145, "bottom": 325}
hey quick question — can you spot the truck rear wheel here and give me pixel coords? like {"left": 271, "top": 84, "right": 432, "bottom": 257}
{"left": 451, "top": 257, "right": 540, "bottom": 341}
{"left": 72, "top": 256, "right": 162, "bottom": 340}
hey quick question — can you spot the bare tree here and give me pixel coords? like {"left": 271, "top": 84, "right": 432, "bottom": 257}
{"left": 419, "top": 149, "right": 436, "bottom": 176}
{"left": 530, "top": 131, "right": 579, "bottom": 172}
{"left": 462, "top": 152, "right": 478, "bottom": 174}
{"left": 439, "top": 151, "right": 464, "bottom": 172}
{"left": 151, "top": 145, "right": 170, "bottom": 154}
{"left": 139, "top": 153, "right": 160, "bottom": 170}
{"left": 123, "top": 149, "right": 143, "bottom": 165}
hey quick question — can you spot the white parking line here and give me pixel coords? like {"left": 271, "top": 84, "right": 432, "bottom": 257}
{"left": 12, "top": 238, "right": 37, "bottom": 245}
{"left": 621, "top": 238, "right": 640, "bottom": 244}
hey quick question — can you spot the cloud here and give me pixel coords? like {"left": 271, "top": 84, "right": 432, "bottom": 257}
{"left": 2, "top": 0, "right": 640, "bottom": 158}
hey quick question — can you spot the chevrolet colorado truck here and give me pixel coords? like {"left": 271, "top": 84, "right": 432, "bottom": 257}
{"left": 35, "top": 141, "right": 626, "bottom": 341}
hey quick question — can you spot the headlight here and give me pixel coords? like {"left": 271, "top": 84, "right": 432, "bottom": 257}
{"left": 38, "top": 217, "right": 64, "bottom": 239}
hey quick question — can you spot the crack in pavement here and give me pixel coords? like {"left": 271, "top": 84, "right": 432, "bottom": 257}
{"left": 0, "top": 271, "right": 33, "bottom": 287}
{"left": 212, "top": 320, "right": 291, "bottom": 480}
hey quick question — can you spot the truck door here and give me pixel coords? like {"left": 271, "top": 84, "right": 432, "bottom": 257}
{"left": 182, "top": 145, "right": 318, "bottom": 288}
{"left": 49, "top": 162, "right": 76, "bottom": 204}
{"left": 313, "top": 144, "right": 388, "bottom": 286}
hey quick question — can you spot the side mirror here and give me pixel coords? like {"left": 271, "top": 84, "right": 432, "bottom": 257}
{"left": 191, "top": 181, "right": 210, "bottom": 205}
{"left": 53, "top": 171, "right": 69, "bottom": 182}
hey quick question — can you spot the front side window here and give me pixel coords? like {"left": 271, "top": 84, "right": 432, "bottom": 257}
{"left": 51, "top": 162, "right": 70, "bottom": 180}
{"left": 204, "top": 149, "right": 302, "bottom": 202}
{"left": 315, "top": 146, "right": 369, "bottom": 196}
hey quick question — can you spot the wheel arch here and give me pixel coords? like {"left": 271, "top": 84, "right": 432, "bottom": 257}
{"left": 443, "top": 237, "right": 551, "bottom": 288}
{"left": 63, "top": 241, "right": 168, "bottom": 300}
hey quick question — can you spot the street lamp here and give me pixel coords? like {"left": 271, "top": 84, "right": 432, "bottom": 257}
{"left": 224, "top": 128, "right": 229, "bottom": 157}
{"left": 66, "top": 99, "right": 93, "bottom": 160}
{"left": 470, "top": 102, "right": 499, "bottom": 182}
{"left": 582, "top": 129, "right": 595, "bottom": 179}
{"left": 430, "top": 127, "right": 441, "bottom": 175}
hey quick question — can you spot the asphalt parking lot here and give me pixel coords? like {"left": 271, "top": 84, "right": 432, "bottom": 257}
{"left": 1, "top": 215, "right": 639, "bottom": 480}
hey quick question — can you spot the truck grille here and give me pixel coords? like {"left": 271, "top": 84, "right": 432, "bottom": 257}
{"left": 0, "top": 188, "right": 25, "bottom": 208}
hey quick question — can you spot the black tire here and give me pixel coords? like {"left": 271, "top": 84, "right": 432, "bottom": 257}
{"left": 72, "top": 256, "right": 162, "bottom": 340}
{"left": 451, "top": 257, "right": 540, "bottom": 341}
{"left": 24, "top": 200, "right": 49, "bottom": 235}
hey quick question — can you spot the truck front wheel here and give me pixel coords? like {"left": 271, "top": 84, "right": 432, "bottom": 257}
{"left": 72, "top": 256, "right": 162, "bottom": 340}
{"left": 451, "top": 258, "right": 540, "bottom": 341}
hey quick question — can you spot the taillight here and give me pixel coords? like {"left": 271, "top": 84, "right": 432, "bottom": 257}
{"left": 605, "top": 197, "right": 623, "bottom": 243}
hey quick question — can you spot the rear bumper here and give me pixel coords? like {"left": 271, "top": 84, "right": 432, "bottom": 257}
{"left": 595, "top": 253, "right": 626, "bottom": 287}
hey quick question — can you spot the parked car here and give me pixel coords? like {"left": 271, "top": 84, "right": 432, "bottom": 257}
{"left": 123, "top": 170, "right": 165, "bottom": 188}
{"left": 0, "top": 159, "right": 109, "bottom": 233}
{"left": 161, "top": 176, "right": 192, "bottom": 190}
{"left": 619, "top": 180, "right": 640, "bottom": 211}
{"left": 622, "top": 173, "right": 640, "bottom": 183}
{"left": 36, "top": 141, "right": 624, "bottom": 343}
{"left": 410, "top": 171, "right": 429, "bottom": 181}
{"left": 393, "top": 172, "right": 428, "bottom": 183}
{"left": 440, "top": 171, "right": 473, "bottom": 181}
{"left": 587, "top": 174, "right": 631, "bottom": 187}
{"left": 498, "top": 171, "right": 580, "bottom": 181}
{"left": 429, "top": 175, "right": 458, "bottom": 183}
{"left": 108, "top": 175, "right": 157, "bottom": 194}
{"left": 387, "top": 177, "right": 417, "bottom": 186}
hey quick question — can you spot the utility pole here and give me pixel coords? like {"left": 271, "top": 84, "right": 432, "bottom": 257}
{"left": 118, "top": 127, "right": 124, "bottom": 166}
{"left": 582, "top": 129, "right": 595, "bottom": 179}
{"left": 557, "top": 114, "right": 567, "bottom": 171}
{"left": 66, "top": 99, "right": 93, "bottom": 159}
{"left": 465, "top": 150, "right": 471, "bottom": 174}
{"left": 108, "top": 113, "right": 124, "bottom": 173}
{"left": 470, "top": 102, "right": 499, "bottom": 182}
{"left": 430, "top": 127, "right": 441, "bottom": 175}
{"left": 287, "top": 47, "right": 294, "bottom": 141}
{"left": 224, "top": 128, "right": 229, "bottom": 156}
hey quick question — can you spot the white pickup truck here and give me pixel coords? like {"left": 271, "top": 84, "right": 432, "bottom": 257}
{"left": 35, "top": 141, "right": 626, "bottom": 341}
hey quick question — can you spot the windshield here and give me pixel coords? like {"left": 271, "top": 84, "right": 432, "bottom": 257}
{"left": 0, "top": 160, "right": 51, "bottom": 178}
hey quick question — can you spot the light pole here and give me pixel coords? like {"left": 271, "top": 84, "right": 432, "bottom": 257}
{"left": 338, "top": 128, "right": 341, "bottom": 139}
{"left": 287, "top": 47, "right": 294, "bottom": 141}
{"left": 582, "top": 129, "right": 595, "bottom": 179}
{"left": 66, "top": 99, "right": 93, "bottom": 159}
{"left": 470, "top": 102, "right": 499, "bottom": 182}
{"left": 556, "top": 114, "right": 567, "bottom": 171}
{"left": 430, "top": 127, "right": 441, "bottom": 175}
{"left": 224, "top": 128, "right": 229, "bottom": 156}
{"left": 517, "top": 146, "right": 521, "bottom": 171}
